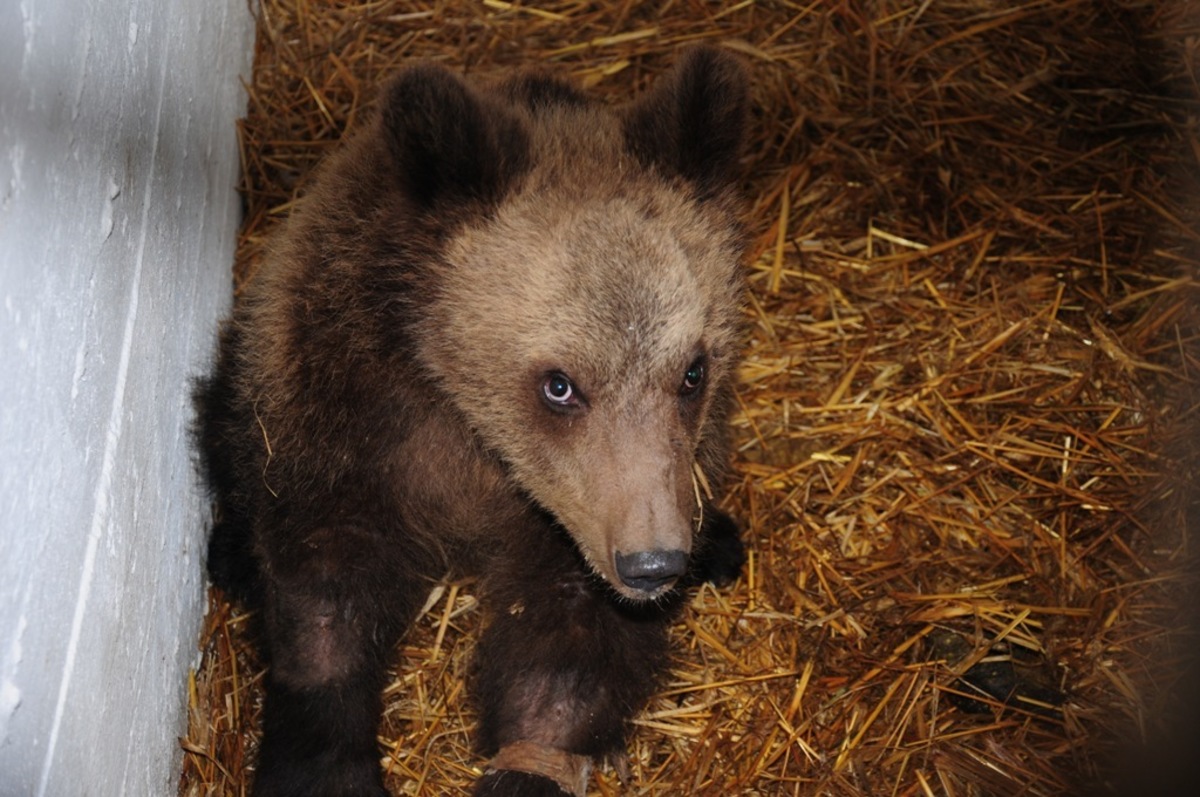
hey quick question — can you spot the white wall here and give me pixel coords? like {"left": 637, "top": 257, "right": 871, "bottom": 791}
{"left": 0, "top": 0, "right": 253, "bottom": 794}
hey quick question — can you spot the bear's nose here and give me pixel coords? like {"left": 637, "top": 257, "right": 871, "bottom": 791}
{"left": 615, "top": 549, "right": 688, "bottom": 593}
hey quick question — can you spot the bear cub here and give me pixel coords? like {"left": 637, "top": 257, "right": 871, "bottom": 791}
{"left": 195, "top": 46, "right": 750, "bottom": 797}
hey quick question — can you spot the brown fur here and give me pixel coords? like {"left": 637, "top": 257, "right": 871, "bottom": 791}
{"left": 195, "top": 47, "right": 749, "bottom": 796}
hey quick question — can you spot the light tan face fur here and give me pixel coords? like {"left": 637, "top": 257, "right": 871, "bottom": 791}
{"left": 415, "top": 108, "right": 743, "bottom": 600}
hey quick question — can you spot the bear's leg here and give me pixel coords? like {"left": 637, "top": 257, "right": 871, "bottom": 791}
{"left": 470, "top": 528, "right": 678, "bottom": 797}
{"left": 207, "top": 513, "right": 262, "bottom": 608}
{"left": 685, "top": 506, "right": 746, "bottom": 589}
{"left": 251, "top": 525, "right": 427, "bottom": 797}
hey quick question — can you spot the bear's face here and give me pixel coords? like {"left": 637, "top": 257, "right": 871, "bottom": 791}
{"left": 391, "top": 50, "right": 748, "bottom": 600}
{"left": 426, "top": 178, "right": 743, "bottom": 600}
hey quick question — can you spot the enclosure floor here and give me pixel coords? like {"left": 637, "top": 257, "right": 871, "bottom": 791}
{"left": 181, "top": 2, "right": 1199, "bottom": 795}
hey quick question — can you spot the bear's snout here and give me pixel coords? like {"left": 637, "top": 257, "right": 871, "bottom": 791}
{"left": 614, "top": 549, "right": 689, "bottom": 595}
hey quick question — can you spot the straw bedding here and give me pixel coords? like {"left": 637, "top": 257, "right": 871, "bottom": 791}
{"left": 179, "top": 2, "right": 1199, "bottom": 795}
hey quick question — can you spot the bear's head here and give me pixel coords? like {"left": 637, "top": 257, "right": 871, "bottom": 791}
{"left": 390, "top": 49, "right": 749, "bottom": 601}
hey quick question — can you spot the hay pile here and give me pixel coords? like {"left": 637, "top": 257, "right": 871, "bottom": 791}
{"left": 180, "top": 2, "right": 1200, "bottom": 795}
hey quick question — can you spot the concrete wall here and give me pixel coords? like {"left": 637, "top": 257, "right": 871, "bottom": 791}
{"left": 0, "top": 0, "right": 253, "bottom": 794}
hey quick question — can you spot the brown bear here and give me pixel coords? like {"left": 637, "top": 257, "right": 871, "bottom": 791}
{"left": 194, "top": 46, "right": 750, "bottom": 797}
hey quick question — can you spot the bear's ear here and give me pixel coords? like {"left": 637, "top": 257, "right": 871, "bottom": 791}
{"left": 624, "top": 46, "right": 749, "bottom": 198}
{"left": 380, "top": 64, "right": 527, "bottom": 207}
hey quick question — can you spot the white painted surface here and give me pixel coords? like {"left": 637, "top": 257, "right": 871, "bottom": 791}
{"left": 0, "top": 0, "right": 253, "bottom": 794}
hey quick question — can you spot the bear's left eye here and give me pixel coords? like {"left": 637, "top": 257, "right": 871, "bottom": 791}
{"left": 542, "top": 372, "right": 579, "bottom": 409}
{"left": 680, "top": 358, "right": 706, "bottom": 395}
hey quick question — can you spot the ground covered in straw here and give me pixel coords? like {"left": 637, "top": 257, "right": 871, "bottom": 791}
{"left": 180, "top": 2, "right": 1199, "bottom": 795}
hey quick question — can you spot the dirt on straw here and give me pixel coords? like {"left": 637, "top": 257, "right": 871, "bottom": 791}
{"left": 180, "top": 1, "right": 1200, "bottom": 795}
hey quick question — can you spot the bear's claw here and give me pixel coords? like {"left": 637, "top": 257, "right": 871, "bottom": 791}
{"left": 480, "top": 741, "right": 591, "bottom": 796}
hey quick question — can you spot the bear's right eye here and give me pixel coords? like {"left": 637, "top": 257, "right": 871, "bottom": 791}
{"left": 542, "top": 372, "right": 579, "bottom": 409}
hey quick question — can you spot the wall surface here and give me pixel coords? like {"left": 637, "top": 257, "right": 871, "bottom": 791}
{"left": 0, "top": 0, "right": 253, "bottom": 794}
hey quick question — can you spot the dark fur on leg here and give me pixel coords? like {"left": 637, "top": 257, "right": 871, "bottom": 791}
{"left": 686, "top": 507, "right": 746, "bottom": 588}
{"left": 206, "top": 515, "right": 262, "bottom": 608}
{"left": 254, "top": 677, "right": 389, "bottom": 797}
{"left": 193, "top": 325, "right": 264, "bottom": 608}
{"left": 473, "top": 525, "right": 677, "bottom": 764}
{"left": 251, "top": 524, "right": 432, "bottom": 797}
